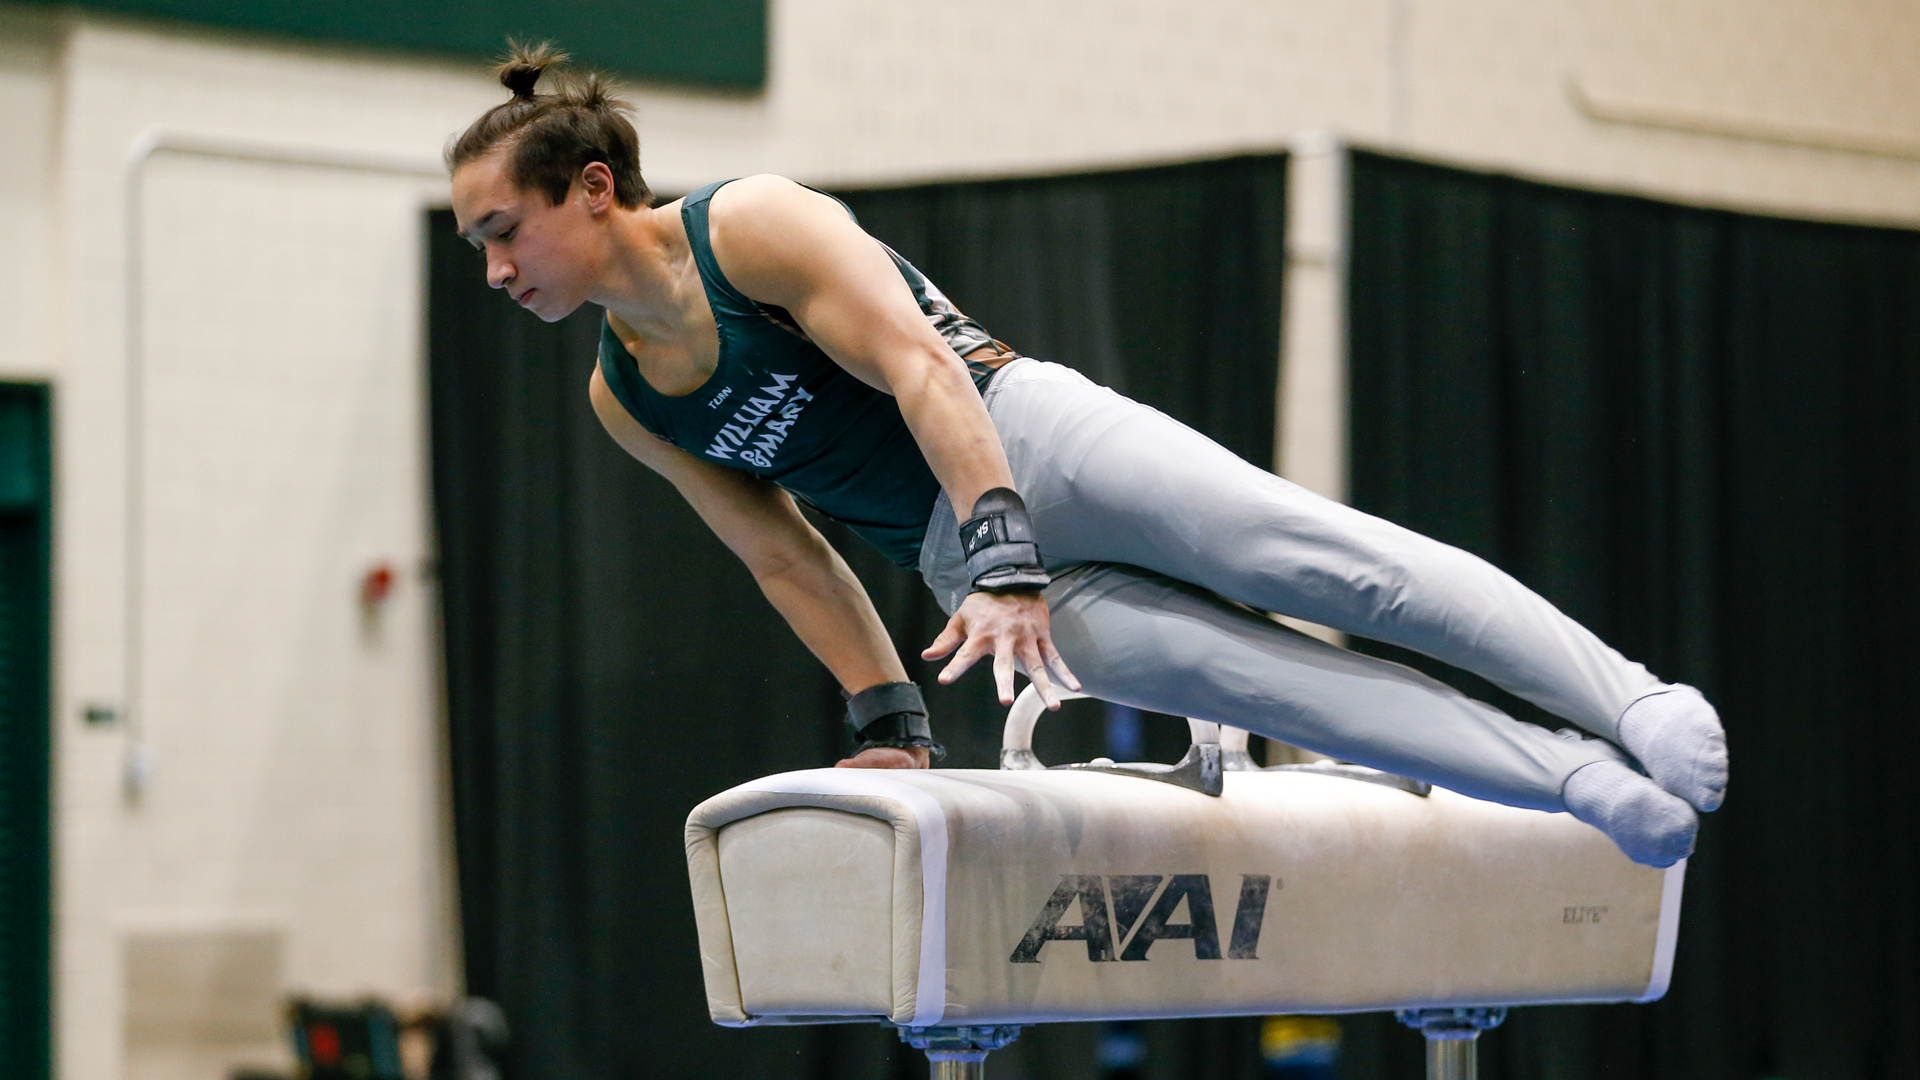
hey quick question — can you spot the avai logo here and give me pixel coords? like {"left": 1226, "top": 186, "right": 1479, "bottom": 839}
{"left": 1009, "top": 874, "right": 1274, "bottom": 964}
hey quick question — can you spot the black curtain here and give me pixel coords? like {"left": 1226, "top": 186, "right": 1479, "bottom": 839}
{"left": 1346, "top": 150, "right": 1920, "bottom": 1079}
{"left": 426, "top": 154, "right": 1287, "bottom": 1080}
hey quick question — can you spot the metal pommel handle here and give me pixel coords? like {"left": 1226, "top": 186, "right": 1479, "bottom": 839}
{"left": 998, "top": 685, "right": 1225, "bottom": 796}
{"left": 1217, "top": 724, "right": 1261, "bottom": 771}
{"left": 998, "top": 685, "right": 1090, "bottom": 766}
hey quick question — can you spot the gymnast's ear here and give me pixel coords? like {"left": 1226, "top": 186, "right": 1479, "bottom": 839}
{"left": 577, "top": 161, "right": 618, "bottom": 213}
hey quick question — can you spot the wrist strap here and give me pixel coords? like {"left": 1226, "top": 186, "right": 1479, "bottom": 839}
{"left": 959, "top": 487, "right": 1052, "bottom": 593}
{"left": 843, "top": 682, "right": 943, "bottom": 758}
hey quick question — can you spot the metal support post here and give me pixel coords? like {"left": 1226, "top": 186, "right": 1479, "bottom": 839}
{"left": 1395, "top": 1007, "right": 1507, "bottom": 1080}
{"left": 895, "top": 1025, "right": 1022, "bottom": 1080}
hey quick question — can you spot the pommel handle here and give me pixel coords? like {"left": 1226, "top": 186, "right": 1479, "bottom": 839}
{"left": 999, "top": 685, "right": 1089, "bottom": 763}
{"left": 998, "top": 685, "right": 1228, "bottom": 796}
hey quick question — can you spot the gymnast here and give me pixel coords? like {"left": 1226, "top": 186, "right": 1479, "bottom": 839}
{"left": 445, "top": 44, "right": 1726, "bottom": 868}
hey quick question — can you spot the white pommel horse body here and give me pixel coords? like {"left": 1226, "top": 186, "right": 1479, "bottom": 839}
{"left": 685, "top": 689, "right": 1686, "bottom": 1080}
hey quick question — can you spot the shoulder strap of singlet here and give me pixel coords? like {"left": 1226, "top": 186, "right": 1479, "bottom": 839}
{"left": 681, "top": 180, "right": 763, "bottom": 317}
{"left": 677, "top": 179, "right": 1000, "bottom": 387}
{"left": 682, "top": 179, "right": 865, "bottom": 314}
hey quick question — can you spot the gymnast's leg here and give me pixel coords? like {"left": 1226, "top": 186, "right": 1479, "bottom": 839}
{"left": 982, "top": 359, "right": 1727, "bottom": 813}
{"left": 1042, "top": 563, "right": 1697, "bottom": 867}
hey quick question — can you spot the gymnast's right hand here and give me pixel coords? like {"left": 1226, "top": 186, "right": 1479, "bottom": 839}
{"left": 922, "top": 590, "right": 1081, "bottom": 708}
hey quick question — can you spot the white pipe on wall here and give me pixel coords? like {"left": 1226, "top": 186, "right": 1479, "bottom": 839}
{"left": 1277, "top": 129, "right": 1349, "bottom": 506}
{"left": 1273, "top": 130, "right": 1350, "bottom": 655}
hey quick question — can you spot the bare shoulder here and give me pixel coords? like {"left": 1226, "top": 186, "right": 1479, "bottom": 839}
{"left": 707, "top": 173, "right": 843, "bottom": 222}
{"left": 585, "top": 366, "right": 809, "bottom": 565}
{"left": 588, "top": 364, "right": 678, "bottom": 469}
{"left": 588, "top": 365, "right": 768, "bottom": 496}
{"left": 705, "top": 175, "right": 865, "bottom": 304}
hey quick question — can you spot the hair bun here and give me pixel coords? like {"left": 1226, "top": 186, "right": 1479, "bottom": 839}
{"left": 496, "top": 39, "right": 569, "bottom": 100}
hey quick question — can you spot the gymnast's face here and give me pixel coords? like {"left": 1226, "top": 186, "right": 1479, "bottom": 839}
{"left": 451, "top": 150, "right": 610, "bottom": 322}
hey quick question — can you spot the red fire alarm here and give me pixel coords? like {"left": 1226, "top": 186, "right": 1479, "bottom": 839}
{"left": 360, "top": 562, "right": 396, "bottom": 609}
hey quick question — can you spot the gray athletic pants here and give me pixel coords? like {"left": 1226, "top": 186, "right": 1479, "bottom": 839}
{"left": 918, "top": 359, "right": 1664, "bottom": 812}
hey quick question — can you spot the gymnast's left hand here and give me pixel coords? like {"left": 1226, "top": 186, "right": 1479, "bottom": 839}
{"left": 922, "top": 590, "right": 1082, "bottom": 708}
{"left": 835, "top": 745, "right": 932, "bottom": 769}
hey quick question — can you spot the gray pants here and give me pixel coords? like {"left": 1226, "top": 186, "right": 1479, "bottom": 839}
{"left": 919, "top": 360, "right": 1664, "bottom": 812}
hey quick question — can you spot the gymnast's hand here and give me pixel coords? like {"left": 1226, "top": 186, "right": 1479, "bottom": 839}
{"left": 835, "top": 745, "right": 933, "bottom": 769}
{"left": 922, "top": 590, "right": 1082, "bottom": 708}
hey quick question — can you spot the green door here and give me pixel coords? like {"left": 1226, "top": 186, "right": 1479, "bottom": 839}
{"left": 0, "top": 383, "right": 50, "bottom": 1080}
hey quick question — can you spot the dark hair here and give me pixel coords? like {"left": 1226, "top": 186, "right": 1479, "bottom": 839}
{"left": 446, "top": 40, "right": 651, "bottom": 209}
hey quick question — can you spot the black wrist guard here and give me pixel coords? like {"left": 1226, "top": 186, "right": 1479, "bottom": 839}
{"left": 844, "top": 681, "right": 944, "bottom": 759}
{"left": 959, "top": 487, "right": 1051, "bottom": 593}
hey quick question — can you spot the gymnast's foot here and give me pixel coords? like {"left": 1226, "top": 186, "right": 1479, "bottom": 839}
{"left": 1617, "top": 685, "right": 1728, "bottom": 812}
{"left": 1563, "top": 760, "right": 1698, "bottom": 868}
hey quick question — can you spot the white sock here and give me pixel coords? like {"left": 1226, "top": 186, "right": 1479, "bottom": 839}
{"left": 1618, "top": 685, "right": 1728, "bottom": 812}
{"left": 1563, "top": 760, "right": 1698, "bottom": 868}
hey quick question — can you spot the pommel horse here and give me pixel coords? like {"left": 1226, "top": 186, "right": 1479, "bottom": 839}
{"left": 685, "top": 689, "right": 1685, "bottom": 1080}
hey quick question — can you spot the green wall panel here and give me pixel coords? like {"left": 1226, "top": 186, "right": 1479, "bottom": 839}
{"left": 0, "top": 383, "right": 50, "bottom": 1080}
{"left": 27, "top": 0, "right": 766, "bottom": 88}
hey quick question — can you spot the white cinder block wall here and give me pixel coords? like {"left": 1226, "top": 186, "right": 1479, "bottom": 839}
{"left": 43, "top": 21, "right": 486, "bottom": 1080}
{"left": 0, "top": 0, "right": 1913, "bottom": 1077}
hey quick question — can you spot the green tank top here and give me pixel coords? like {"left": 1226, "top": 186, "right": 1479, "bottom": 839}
{"left": 596, "top": 179, "right": 1002, "bottom": 568}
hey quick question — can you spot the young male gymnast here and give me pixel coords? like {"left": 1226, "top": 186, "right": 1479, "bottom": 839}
{"left": 445, "top": 44, "right": 1726, "bottom": 867}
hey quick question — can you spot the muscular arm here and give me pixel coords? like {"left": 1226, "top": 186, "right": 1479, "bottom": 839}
{"left": 703, "top": 175, "right": 1080, "bottom": 705}
{"left": 705, "top": 176, "right": 1011, "bottom": 523}
{"left": 589, "top": 367, "right": 907, "bottom": 699}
